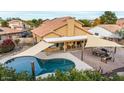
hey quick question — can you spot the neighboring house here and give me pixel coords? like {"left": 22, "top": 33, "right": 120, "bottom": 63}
{"left": 88, "top": 24, "right": 122, "bottom": 39}
{"left": 32, "top": 16, "right": 91, "bottom": 42}
{"left": 0, "top": 27, "right": 23, "bottom": 41}
{"left": 8, "top": 20, "right": 30, "bottom": 31}
{"left": 116, "top": 18, "right": 124, "bottom": 28}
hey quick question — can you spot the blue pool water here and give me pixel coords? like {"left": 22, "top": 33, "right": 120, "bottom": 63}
{"left": 5, "top": 56, "right": 75, "bottom": 76}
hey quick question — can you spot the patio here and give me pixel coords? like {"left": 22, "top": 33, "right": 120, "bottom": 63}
{"left": 71, "top": 47, "right": 124, "bottom": 74}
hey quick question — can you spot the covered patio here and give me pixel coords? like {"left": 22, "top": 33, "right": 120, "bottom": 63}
{"left": 43, "top": 35, "right": 123, "bottom": 63}
{"left": 71, "top": 35, "right": 124, "bottom": 74}
{"left": 43, "top": 36, "right": 87, "bottom": 52}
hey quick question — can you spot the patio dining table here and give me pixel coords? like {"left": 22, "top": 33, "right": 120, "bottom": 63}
{"left": 92, "top": 48, "right": 109, "bottom": 57}
{"left": 92, "top": 48, "right": 113, "bottom": 63}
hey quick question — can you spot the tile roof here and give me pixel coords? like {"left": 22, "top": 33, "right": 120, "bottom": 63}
{"left": 0, "top": 27, "right": 23, "bottom": 35}
{"left": 99, "top": 24, "right": 122, "bottom": 33}
{"left": 31, "top": 17, "right": 72, "bottom": 37}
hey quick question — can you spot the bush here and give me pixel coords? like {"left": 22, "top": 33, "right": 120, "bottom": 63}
{"left": 38, "top": 69, "right": 124, "bottom": 81}
{"left": 0, "top": 64, "right": 32, "bottom": 81}
{"left": 0, "top": 39, "right": 15, "bottom": 53}
{"left": 1, "top": 66, "right": 124, "bottom": 81}
{"left": 37, "top": 69, "right": 110, "bottom": 81}
{"left": 1, "top": 20, "right": 8, "bottom": 27}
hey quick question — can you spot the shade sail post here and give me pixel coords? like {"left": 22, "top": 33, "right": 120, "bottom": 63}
{"left": 114, "top": 47, "right": 117, "bottom": 54}
{"left": 64, "top": 42, "right": 67, "bottom": 52}
{"left": 31, "top": 62, "right": 36, "bottom": 80}
{"left": 112, "top": 47, "right": 117, "bottom": 62}
{"left": 81, "top": 42, "right": 85, "bottom": 61}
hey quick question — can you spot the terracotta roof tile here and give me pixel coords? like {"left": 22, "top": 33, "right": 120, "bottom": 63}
{"left": 99, "top": 24, "right": 122, "bottom": 33}
{"left": 0, "top": 27, "right": 23, "bottom": 35}
{"left": 31, "top": 17, "right": 73, "bottom": 37}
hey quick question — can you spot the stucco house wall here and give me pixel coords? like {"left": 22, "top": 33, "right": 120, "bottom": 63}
{"left": 55, "top": 25, "right": 68, "bottom": 36}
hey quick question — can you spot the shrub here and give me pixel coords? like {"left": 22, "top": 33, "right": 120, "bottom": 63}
{"left": 1, "top": 20, "right": 9, "bottom": 27}
{"left": 37, "top": 69, "right": 110, "bottom": 81}
{"left": 1, "top": 66, "right": 124, "bottom": 81}
{"left": 0, "top": 39, "right": 15, "bottom": 53}
{"left": 0, "top": 64, "right": 32, "bottom": 81}
{"left": 38, "top": 69, "right": 124, "bottom": 81}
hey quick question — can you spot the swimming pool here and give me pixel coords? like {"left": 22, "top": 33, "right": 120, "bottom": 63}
{"left": 5, "top": 56, "right": 75, "bottom": 76}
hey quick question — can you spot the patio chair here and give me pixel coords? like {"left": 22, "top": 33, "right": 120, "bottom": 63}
{"left": 101, "top": 56, "right": 112, "bottom": 63}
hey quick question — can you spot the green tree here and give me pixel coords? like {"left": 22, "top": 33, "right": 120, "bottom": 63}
{"left": 26, "top": 19, "right": 43, "bottom": 28}
{"left": 1, "top": 20, "right": 8, "bottom": 27}
{"left": 100, "top": 11, "right": 117, "bottom": 24}
{"left": 79, "top": 19, "right": 91, "bottom": 27}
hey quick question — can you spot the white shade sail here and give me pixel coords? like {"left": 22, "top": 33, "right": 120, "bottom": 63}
{"left": 85, "top": 35, "right": 123, "bottom": 48}
{"left": 13, "top": 41, "right": 53, "bottom": 57}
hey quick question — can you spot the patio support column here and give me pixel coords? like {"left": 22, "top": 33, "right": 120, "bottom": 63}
{"left": 112, "top": 47, "right": 117, "bottom": 62}
{"left": 64, "top": 42, "right": 67, "bottom": 52}
{"left": 75, "top": 41, "right": 77, "bottom": 48}
{"left": 31, "top": 62, "right": 36, "bottom": 80}
{"left": 81, "top": 42, "right": 85, "bottom": 61}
